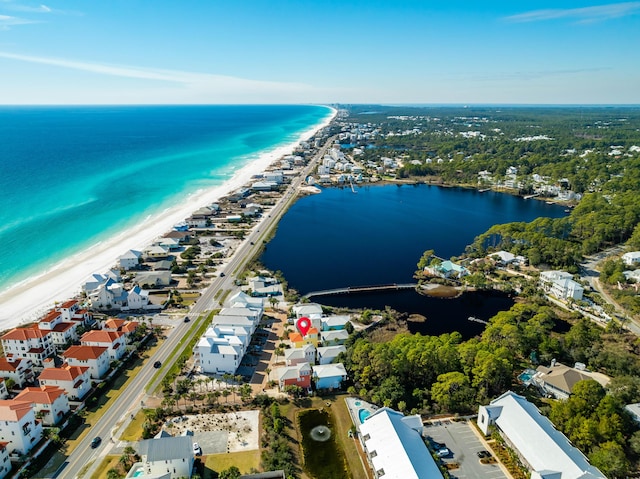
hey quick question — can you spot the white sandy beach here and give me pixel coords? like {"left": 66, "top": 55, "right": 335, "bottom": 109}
{"left": 0, "top": 108, "right": 336, "bottom": 331}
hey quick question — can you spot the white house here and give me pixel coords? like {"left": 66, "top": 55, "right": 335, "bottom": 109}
{"left": 227, "top": 291, "right": 264, "bottom": 313}
{"left": 81, "top": 269, "right": 121, "bottom": 293}
{"left": 359, "top": 407, "right": 442, "bottom": 479}
{"left": 194, "top": 326, "right": 246, "bottom": 375}
{"left": 136, "top": 436, "right": 194, "bottom": 479}
{"left": 293, "top": 303, "right": 323, "bottom": 320}
{"left": 320, "top": 329, "right": 349, "bottom": 346}
{"left": 87, "top": 278, "right": 128, "bottom": 309}
{"left": 118, "top": 250, "right": 142, "bottom": 270}
{"left": 62, "top": 345, "right": 110, "bottom": 379}
{"left": 55, "top": 299, "right": 93, "bottom": 326}
{"left": 37, "top": 310, "right": 78, "bottom": 349}
{"left": 0, "top": 358, "right": 34, "bottom": 389}
{"left": 622, "top": 251, "right": 640, "bottom": 267}
{"left": 284, "top": 344, "right": 316, "bottom": 366}
{"left": 478, "top": 391, "right": 605, "bottom": 479}
{"left": 15, "top": 386, "right": 69, "bottom": 426}
{"left": 38, "top": 364, "right": 92, "bottom": 400}
{"left": 81, "top": 330, "right": 127, "bottom": 361}
{"left": 0, "top": 399, "right": 43, "bottom": 456}
{"left": 0, "top": 443, "right": 11, "bottom": 479}
{"left": 539, "top": 271, "right": 584, "bottom": 301}
{"left": 1, "top": 327, "right": 54, "bottom": 368}
{"left": 126, "top": 285, "right": 150, "bottom": 310}
{"left": 316, "top": 345, "right": 346, "bottom": 365}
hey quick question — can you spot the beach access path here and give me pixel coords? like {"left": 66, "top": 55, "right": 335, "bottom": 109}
{"left": 57, "top": 132, "right": 339, "bottom": 479}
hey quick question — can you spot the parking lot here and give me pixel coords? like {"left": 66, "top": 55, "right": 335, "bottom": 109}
{"left": 424, "top": 419, "right": 509, "bottom": 479}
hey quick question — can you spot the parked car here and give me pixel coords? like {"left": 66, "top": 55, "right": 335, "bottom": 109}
{"left": 90, "top": 437, "right": 101, "bottom": 448}
{"left": 436, "top": 448, "right": 451, "bottom": 458}
{"left": 477, "top": 450, "right": 491, "bottom": 458}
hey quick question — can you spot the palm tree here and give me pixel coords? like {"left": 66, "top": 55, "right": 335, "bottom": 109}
{"left": 222, "top": 389, "right": 231, "bottom": 403}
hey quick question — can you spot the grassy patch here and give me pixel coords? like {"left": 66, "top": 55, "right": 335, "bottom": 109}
{"left": 121, "top": 410, "right": 146, "bottom": 441}
{"left": 203, "top": 450, "right": 261, "bottom": 478}
{"left": 89, "top": 456, "right": 120, "bottom": 479}
{"left": 179, "top": 293, "right": 201, "bottom": 306}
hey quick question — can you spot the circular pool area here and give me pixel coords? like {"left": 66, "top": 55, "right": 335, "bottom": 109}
{"left": 354, "top": 400, "right": 362, "bottom": 406}
{"left": 358, "top": 409, "right": 371, "bottom": 423}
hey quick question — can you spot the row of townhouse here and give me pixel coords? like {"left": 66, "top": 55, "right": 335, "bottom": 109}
{"left": 0, "top": 314, "right": 140, "bottom": 471}
{"left": 1, "top": 299, "right": 92, "bottom": 368}
{"left": 1, "top": 314, "right": 138, "bottom": 370}
{"left": 194, "top": 291, "right": 264, "bottom": 375}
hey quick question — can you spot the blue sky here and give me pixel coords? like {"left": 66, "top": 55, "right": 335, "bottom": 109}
{"left": 0, "top": 0, "right": 638, "bottom": 104}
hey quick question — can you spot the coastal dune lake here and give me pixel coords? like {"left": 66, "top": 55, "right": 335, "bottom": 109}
{"left": 262, "top": 184, "right": 567, "bottom": 337}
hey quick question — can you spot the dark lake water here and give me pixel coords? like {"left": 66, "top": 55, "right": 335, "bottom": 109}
{"left": 261, "top": 184, "right": 567, "bottom": 337}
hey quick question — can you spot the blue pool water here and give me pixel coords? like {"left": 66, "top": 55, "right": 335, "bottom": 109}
{"left": 518, "top": 369, "right": 536, "bottom": 384}
{"left": 359, "top": 409, "right": 371, "bottom": 423}
{"left": 133, "top": 471, "right": 144, "bottom": 478}
{"left": 354, "top": 401, "right": 361, "bottom": 406}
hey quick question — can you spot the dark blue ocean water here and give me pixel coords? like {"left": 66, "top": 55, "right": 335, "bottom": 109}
{"left": 0, "top": 105, "right": 332, "bottom": 292}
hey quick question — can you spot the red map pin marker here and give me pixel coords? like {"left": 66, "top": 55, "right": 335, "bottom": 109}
{"left": 296, "top": 317, "right": 311, "bottom": 337}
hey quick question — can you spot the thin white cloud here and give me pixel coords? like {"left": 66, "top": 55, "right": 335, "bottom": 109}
{"left": 0, "top": 14, "right": 39, "bottom": 29}
{"left": 0, "top": 51, "right": 320, "bottom": 97}
{"left": 504, "top": 2, "right": 640, "bottom": 23}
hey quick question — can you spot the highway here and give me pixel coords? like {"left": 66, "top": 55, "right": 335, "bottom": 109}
{"left": 57, "top": 132, "right": 336, "bottom": 479}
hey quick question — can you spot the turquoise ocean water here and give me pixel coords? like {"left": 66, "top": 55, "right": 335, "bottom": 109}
{"left": 0, "top": 105, "right": 332, "bottom": 293}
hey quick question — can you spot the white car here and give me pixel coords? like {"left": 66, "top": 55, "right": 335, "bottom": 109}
{"left": 436, "top": 447, "right": 451, "bottom": 458}
{"left": 193, "top": 442, "right": 201, "bottom": 455}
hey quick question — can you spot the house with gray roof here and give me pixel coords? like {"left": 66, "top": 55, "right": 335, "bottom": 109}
{"left": 133, "top": 435, "right": 194, "bottom": 479}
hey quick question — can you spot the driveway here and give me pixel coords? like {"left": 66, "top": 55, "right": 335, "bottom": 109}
{"left": 424, "top": 419, "right": 509, "bottom": 479}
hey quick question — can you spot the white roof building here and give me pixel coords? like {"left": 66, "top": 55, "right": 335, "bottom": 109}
{"left": 622, "top": 251, "right": 640, "bottom": 267}
{"left": 359, "top": 407, "right": 442, "bottom": 479}
{"left": 478, "top": 391, "right": 605, "bottom": 479}
{"left": 293, "top": 303, "right": 323, "bottom": 320}
{"left": 316, "top": 345, "right": 346, "bottom": 365}
{"left": 539, "top": 271, "right": 584, "bottom": 301}
{"left": 194, "top": 325, "right": 248, "bottom": 375}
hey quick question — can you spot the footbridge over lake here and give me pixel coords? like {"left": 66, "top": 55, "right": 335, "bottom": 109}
{"left": 303, "top": 283, "right": 417, "bottom": 299}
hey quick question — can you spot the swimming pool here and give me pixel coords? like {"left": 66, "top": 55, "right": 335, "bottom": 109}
{"left": 133, "top": 470, "right": 144, "bottom": 478}
{"left": 518, "top": 369, "right": 536, "bottom": 385}
{"left": 354, "top": 400, "right": 362, "bottom": 406}
{"left": 358, "top": 409, "right": 371, "bottom": 423}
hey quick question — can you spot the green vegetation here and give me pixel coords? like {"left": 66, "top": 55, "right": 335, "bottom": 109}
{"left": 260, "top": 401, "right": 298, "bottom": 478}
{"left": 298, "top": 408, "right": 349, "bottom": 479}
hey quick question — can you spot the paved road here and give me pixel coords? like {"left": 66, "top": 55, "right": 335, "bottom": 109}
{"left": 57, "top": 132, "right": 337, "bottom": 479}
{"left": 578, "top": 245, "right": 640, "bottom": 334}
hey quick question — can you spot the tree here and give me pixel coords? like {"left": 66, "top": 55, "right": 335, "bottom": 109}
{"left": 417, "top": 249, "right": 435, "bottom": 270}
{"left": 219, "top": 466, "right": 241, "bottom": 479}
{"left": 269, "top": 296, "right": 279, "bottom": 310}
{"left": 589, "top": 441, "right": 630, "bottom": 478}
{"left": 431, "top": 371, "right": 475, "bottom": 413}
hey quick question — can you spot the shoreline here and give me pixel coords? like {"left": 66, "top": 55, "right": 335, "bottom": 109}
{"left": 0, "top": 106, "right": 336, "bottom": 330}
